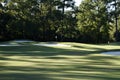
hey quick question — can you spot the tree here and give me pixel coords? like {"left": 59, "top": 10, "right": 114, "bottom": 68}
{"left": 54, "top": 0, "right": 76, "bottom": 41}
{"left": 77, "top": 0, "right": 113, "bottom": 43}
{"left": 0, "top": 0, "right": 14, "bottom": 40}
{"left": 112, "top": 0, "right": 120, "bottom": 41}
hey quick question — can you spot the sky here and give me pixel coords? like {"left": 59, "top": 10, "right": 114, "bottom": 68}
{"left": 75, "top": 0, "right": 82, "bottom": 6}
{"left": 64, "top": 0, "right": 82, "bottom": 11}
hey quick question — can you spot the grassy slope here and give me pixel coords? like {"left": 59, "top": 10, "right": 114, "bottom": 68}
{"left": 0, "top": 42, "right": 120, "bottom": 80}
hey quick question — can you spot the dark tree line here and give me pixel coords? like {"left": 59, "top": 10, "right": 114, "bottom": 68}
{"left": 0, "top": 0, "right": 120, "bottom": 43}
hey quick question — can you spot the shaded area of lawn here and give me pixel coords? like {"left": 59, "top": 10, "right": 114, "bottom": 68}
{"left": 0, "top": 42, "right": 120, "bottom": 80}
{"left": 0, "top": 46, "right": 104, "bottom": 56}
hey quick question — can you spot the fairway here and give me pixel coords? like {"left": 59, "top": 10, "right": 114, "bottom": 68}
{"left": 0, "top": 41, "right": 120, "bottom": 80}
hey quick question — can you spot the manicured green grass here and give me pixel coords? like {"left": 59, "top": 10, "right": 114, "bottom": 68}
{"left": 0, "top": 41, "right": 120, "bottom": 80}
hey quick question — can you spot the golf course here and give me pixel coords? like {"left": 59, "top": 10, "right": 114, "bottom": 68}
{"left": 0, "top": 41, "right": 120, "bottom": 80}
{"left": 1, "top": 0, "right": 120, "bottom": 80}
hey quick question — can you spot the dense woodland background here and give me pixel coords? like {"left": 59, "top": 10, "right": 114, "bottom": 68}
{"left": 0, "top": 0, "right": 120, "bottom": 43}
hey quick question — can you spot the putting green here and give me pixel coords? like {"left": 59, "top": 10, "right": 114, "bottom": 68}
{"left": 0, "top": 41, "right": 120, "bottom": 80}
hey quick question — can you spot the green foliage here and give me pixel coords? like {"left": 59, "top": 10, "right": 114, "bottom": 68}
{"left": 77, "top": 0, "right": 115, "bottom": 43}
{"left": 0, "top": 0, "right": 120, "bottom": 43}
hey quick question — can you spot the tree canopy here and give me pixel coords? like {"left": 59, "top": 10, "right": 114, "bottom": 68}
{"left": 0, "top": 0, "right": 120, "bottom": 43}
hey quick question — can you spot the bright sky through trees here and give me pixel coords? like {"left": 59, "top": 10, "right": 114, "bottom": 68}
{"left": 65, "top": 0, "right": 82, "bottom": 10}
{"left": 75, "top": 0, "right": 82, "bottom": 6}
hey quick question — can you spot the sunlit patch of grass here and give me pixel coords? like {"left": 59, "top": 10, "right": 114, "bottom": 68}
{"left": 0, "top": 41, "right": 120, "bottom": 80}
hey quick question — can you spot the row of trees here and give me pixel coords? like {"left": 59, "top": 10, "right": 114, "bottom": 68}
{"left": 77, "top": 0, "right": 120, "bottom": 43}
{"left": 0, "top": 0, "right": 120, "bottom": 43}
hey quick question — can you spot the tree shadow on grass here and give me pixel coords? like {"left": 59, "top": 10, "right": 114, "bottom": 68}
{"left": 0, "top": 44, "right": 120, "bottom": 80}
{"left": 0, "top": 45, "right": 107, "bottom": 57}
{"left": 0, "top": 73, "right": 53, "bottom": 80}
{"left": 72, "top": 45, "right": 106, "bottom": 51}
{"left": 0, "top": 58, "right": 120, "bottom": 80}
